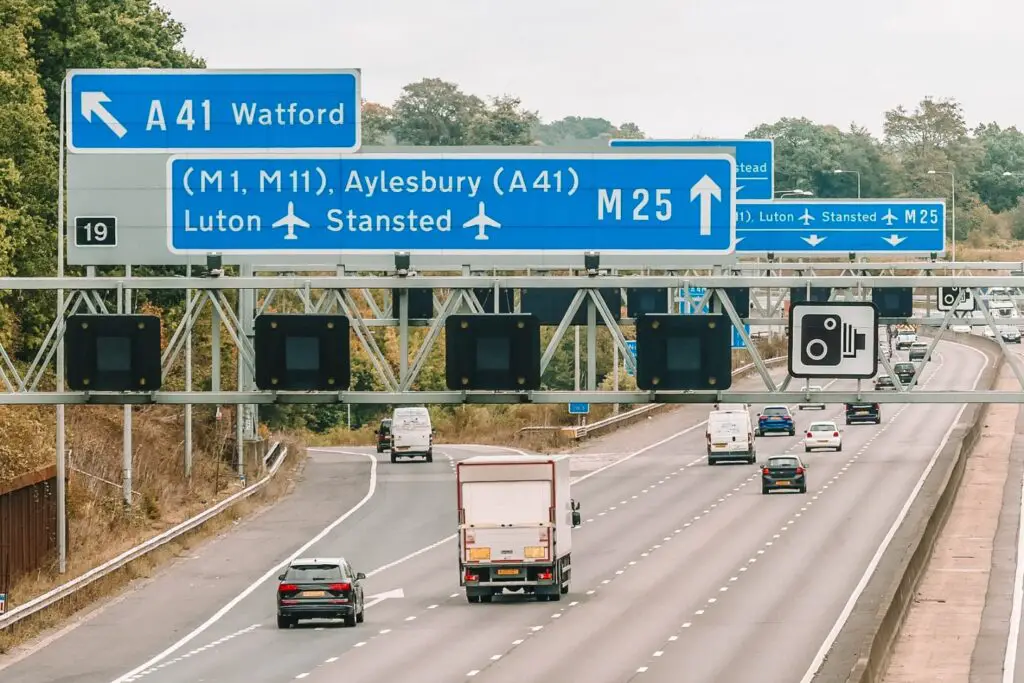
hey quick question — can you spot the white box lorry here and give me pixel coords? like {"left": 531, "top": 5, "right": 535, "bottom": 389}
{"left": 456, "top": 454, "right": 580, "bottom": 603}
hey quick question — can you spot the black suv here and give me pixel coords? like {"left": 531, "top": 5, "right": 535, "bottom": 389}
{"left": 893, "top": 362, "right": 916, "bottom": 385}
{"left": 375, "top": 418, "right": 392, "bottom": 453}
{"left": 845, "top": 402, "right": 881, "bottom": 425}
{"left": 276, "top": 557, "right": 366, "bottom": 628}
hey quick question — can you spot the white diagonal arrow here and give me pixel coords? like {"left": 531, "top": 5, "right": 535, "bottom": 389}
{"left": 801, "top": 234, "right": 826, "bottom": 247}
{"left": 882, "top": 234, "right": 908, "bottom": 246}
{"left": 81, "top": 91, "right": 127, "bottom": 138}
{"left": 362, "top": 587, "right": 404, "bottom": 610}
{"left": 690, "top": 175, "right": 722, "bottom": 236}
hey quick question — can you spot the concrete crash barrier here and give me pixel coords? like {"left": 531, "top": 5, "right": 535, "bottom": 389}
{"left": 813, "top": 331, "right": 1005, "bottom": 683}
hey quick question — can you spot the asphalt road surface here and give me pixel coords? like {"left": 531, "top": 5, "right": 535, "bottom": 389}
{"left": 0, "top": 340, "right": 988, "bottom": 683}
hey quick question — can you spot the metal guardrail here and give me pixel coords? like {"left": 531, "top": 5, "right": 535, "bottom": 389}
{"left": 567, "top": 356, "right": 790, "bottom": 440}
{"left": 0, "top": 440, "right": 288, "bottom": 631}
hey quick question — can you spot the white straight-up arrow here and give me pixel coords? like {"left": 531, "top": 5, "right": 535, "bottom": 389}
{"left": 690, "top": 175, "right": 722, "bottom": 236}
{"left": 801, "top": 234, "right": 827, "bottom": 247}
{"left": 362, "top": 587, "right": 405, "bottom": 610}
{"left": 81, "top": 91, "right": 127, "bottom": 138}
{"left": 882, "top": 234, "right": 908, "bottom": 246}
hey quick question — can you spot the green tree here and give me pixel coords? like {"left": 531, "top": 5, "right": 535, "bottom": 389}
{"left": 0, "top": 0, "right": 59, "bottom": 354}
{"left": 971, "top": 123, "right": 1024, "bottom": 213}
{"left": 466, "top": 95, "right": 538, "bottom": 145}
{"left": 391, "top": 78, "right": 485, "bottom": 145}
{"left": 361, "top": 101, "right": 394, "bottom": 145}
{"left": 614, "top": 122, "right": 645, "bottom": 140}
{"left": 28, "top": 0, "right": 205, "bottom": 127}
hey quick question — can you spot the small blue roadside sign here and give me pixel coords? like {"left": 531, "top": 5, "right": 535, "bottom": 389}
{"left": 66, "top": 69, "right": 362, "bottom": 153}
{"left": 166, "top": 153, "right": 737, "bottom": 256}
{"left": 680, "top": 286, "right": 710, "bottom": 314}
{"left": 610, "top": 138, "right": 774, "bottom": 201}
{"left": 732, "top": 324, "right": 749, "bottom": 349}
{"left": 568, "top": 402, "right": 590, "bottom": 415}
{"left": 735, "top": 199, "right": 946, "bottom": 254}
{"left": 625, "top": 340, "right": 637, "bottom": 377}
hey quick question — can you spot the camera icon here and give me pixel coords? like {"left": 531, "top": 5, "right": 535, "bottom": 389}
{"left": 800, "top": 314, "right": 866, "bottom": 367}
{"left": 941, "top": 289, "right": 963, "bottom": 308}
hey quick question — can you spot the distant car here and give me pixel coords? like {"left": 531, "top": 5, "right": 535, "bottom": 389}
{"left": 798, "top": 385, "right": 826, "bottom": 410}
{"left": 893, "top": 362, "right": 916, "bottom": 385}
{"left": 804, "top": 421, "right": 842, "bottom": 452}
{"left": 845, "top": 402, "right": 882, "bottom": 425}
{"left": 756, "top": 405, "right": 796, "bottom": 436}
{"left": 277, "top": 557, "right": 366, "bottom": 629}
{"left": 874, "top": 375, "right": 896, "bottom": 391}
{"left": 761, "top": 455, "right": 807, "bottom": 494}
{"left": 375, "top": 418, "right": 393, "bottom": 453}
{"left": 895, "top": 332, "right": 917, "bottom": 350}
{"left": 908, "top": 342, "right": 930, "bottom": 361}
{"left": 1000, "top": 326, "right": 1022, "bottom": 344}
{"left": 950, "top": 324, "right": 972, "bottom": 334}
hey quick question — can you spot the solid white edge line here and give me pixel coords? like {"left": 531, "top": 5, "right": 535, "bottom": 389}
{"left": 110, "top": 450, "right": 379, "bottom": 683}
{"left": 1004, "top": 464, "right": 1024, "bottom": 682}
{"left": 798, "top": 341, "right": 990, "bottom": 683}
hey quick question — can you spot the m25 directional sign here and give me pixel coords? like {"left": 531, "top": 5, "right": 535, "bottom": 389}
{"left": 166, "top": 153, "right": 737, "bottom": 259}
{"left": 610, "top": 138, "right": 774, "bottom": 201}
{"left": 735, "top": 199, "right": 946, "bottom": 254}
{"left": 66, "top": 69, "right": 362, "bottom": 153}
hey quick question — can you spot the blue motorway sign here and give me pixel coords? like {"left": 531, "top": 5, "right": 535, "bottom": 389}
{"left": 680, "top": 286, "right": 709, "bottom": 314}
{"left": 166, "top": 153, "right": 737, "bottom": 255}
{"left": 610, "top": 138, "right": 774, "bottom": 201}
{"left": 732, "top": 325, "right": 749, "bottom": 349}
{"left": 625, "top": 340, "right": 637, "bottom": 377}
{"left": 735, "top": 199, "right": 946, "bottom": 254}
{"left": 568, "top": 402, "right": 590, "bottom": 415}
{"left": 66, "top": 69, "right": 361, "bottom": 153}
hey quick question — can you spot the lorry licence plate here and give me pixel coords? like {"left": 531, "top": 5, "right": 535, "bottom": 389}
{"left": 497, "top": 569, "right": 519, "bottom": 576}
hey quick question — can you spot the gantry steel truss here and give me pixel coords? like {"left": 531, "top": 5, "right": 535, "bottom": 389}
{"left": 3, "top": 265, "right": 1023, "bottom": 406}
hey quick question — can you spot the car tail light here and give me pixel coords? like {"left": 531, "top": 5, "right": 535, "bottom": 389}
{"left": 278, "top": 583, "right": 298, "bottom": 592}
{"left": 328, "top": 583, "right": 350, "bottom": 592}
{"left": 796, "top": 467, "right": 804, "bottom": 475}
{"left": 464, "top": 571, "right": 479, "bottom": 582}
{"left": 806, "top": 432, "right": 813, "bottom": 438}
{"left": 762, "top": 467, "right": 770, "bottom": 475}
{"left": 833, "top": 432, "right": 839, "bottom": 437}
{"left": 538, "top": 570, "right": 553, "bottom": 580}
{"left": 873, "top": 404, "right": 880, "bottom": 411}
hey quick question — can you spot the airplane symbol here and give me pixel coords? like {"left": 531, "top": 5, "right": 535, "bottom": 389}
{"left": 272, "top": 202, "right": 309, "bottom": 240}
{"left": 463, "top": 201, "right": 501, "bottom": 240}
{"left": 798, "top": 209, "right": 814, "bottom": 226}
{"left": 882, "top": 210, "right": 897, "bottom": 226}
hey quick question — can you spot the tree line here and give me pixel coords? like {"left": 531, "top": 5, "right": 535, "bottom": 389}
{"left": 3, "top": 1, "right": 1023, "bottom": 433}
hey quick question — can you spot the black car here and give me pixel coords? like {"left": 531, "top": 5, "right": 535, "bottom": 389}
{"left": 375, "top": 418, "right": 393, "bottom": 453}
{"left": 276, "top": 557, "right": 366, "bottom": 628}
{"left": 845, "top": 402, "right": 881, "bottom": 425}
{"left": 761, "top": 455, "right": 807, "bottom": 494}
{"left": 908, "top": 343, "right": 930, "bottom": 362}
{"left": 893, "top": 362, "right": 916, "bottom": 385}
{"left": 874, "top": 375, "right": 896, "bottom": 391}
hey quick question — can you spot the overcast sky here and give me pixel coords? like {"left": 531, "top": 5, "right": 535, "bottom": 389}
{"left": 159, "top": 0, "right": 1020, "bottom": 138}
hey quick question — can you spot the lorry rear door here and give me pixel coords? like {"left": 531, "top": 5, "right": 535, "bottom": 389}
{"left": 461, "top": 480, "right": 552, "bottom": 564}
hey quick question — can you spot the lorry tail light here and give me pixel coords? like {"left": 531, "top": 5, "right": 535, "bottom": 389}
{"left": 538, "top": 570, "right": 553, "bottom": 580}
{"left": 464, "top": 571, "right": 479, "bottom": 582}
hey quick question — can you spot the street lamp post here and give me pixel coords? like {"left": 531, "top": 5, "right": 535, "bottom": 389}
{"left": 928, "top": 169, "right": 956, "bottom": 264}
{"left": 833, "top": 169, "right": 862, "bottom": 198}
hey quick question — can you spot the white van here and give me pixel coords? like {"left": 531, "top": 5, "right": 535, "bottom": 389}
{"left": 706, "top": 410, "right": 756, "bottom": 465}
{"left": 390, "top": 407, "right": 434, "bottom": 463}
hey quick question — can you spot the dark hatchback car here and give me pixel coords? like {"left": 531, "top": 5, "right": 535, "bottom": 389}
{"left": 761, "top": 455, "right": 807, "bottom": 494}
{"left": 874, "top": 375, "right": 896, "bottom": 391}
{"left": 276, "top": 557, "right": 366, "bottom": 628}
{"left": 375, "top": 418, "right": 393, "bottom": 453}
{"left": 893, "top": 362, "right": 916, "bottom": 385}
{"left": 845, "top": 402, "right": 882, "bottom": 425}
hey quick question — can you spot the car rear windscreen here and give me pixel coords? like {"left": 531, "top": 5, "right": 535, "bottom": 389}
{"left": 285, "top": 565, "right": 344, "bottom": 581}
{"left": 768, "top": 458, "right": 798, "bottom": 468}
{"left": 762, "top": 407, "right": 788, "bottom": 415}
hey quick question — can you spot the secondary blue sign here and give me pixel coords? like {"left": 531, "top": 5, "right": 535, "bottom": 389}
{"left": 66, "top": 69, "right": 361, "bottom": 153}
{"left": 166, "top": 153, "right": 737, "bottom": 255}
{"left": 732, "top": 325, "right": 749, "bottom": 349}
{"left": 568, "top": 402, "right": 590, "bottom": 415}
{"left": 626, "top": 340, "right": 637, "bottom": 377}
{"left": 735, "top": 199, "right": 946, "bottom": 254}
{"left": 680, "top": 286, "right": 709, "bottom": 314}
{"left": 610, "top": 138, "right": 774, "bottom": 201}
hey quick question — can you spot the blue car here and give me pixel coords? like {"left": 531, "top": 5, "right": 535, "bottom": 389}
{"left": 756, "top": 406, "right": 796, "bottom": 436}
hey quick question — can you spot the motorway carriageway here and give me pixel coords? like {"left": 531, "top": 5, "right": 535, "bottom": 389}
{"left": 0, "top": 340, "right": 989, "bottom": 683}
